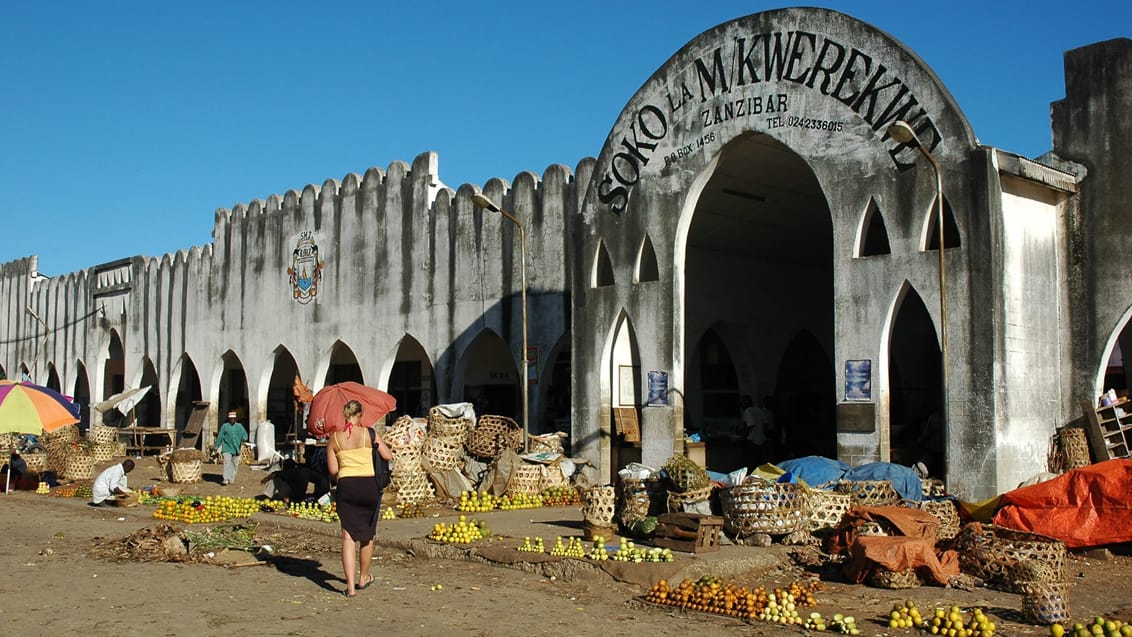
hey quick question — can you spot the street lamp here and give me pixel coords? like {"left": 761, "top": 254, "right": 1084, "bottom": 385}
{"left": 471, "top": 193, "right": 529, "bottom": 452}
{"left": 25, "top": 307, "right": 48, "bottom": 381}
{"left": 887, "top": 119, "right": 948, "bottom": 471}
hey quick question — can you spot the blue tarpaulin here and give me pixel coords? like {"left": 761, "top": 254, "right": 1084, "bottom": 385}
{"left": 776, "top": 456, "right": 851, "bottom": 488}
{"left": 844, "top": 462, "right": 922, "bottom": 501}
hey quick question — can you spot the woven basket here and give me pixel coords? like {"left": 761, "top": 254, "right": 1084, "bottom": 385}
{"left": 1059, "top": 427, "right": 1091, "bottom": 469}
{"left": 169, "top": 460, "right": 202, "bottom": 483}
{"left": 528, "top": 432, "right": 565, "bottom": 455}
{"left": 539, "top": 464, "right": 569, "bottom": 490}
{"left": 808, "top": 489, "right": 852, "bottom": 531}
{"left": 835, "top": 480, "right": 900, "bottom": 506}
{"left": 720, "top": 481, "right": 810, "bottom": 536}
{"left": 666, "top": 485, "right": 713, "bottom": 513}
{"left": 868, "top": 566, "right": 921, "bottom": 589}
{"left": 392, "top": 471, "right": 434, "bottom": 505}
{"left": 63, "top": 452, "right": 95, "bottom": 480}
{"left": 952, "top": 523, "right": 1066, "bottom": 590}
{"left": 618, "top": 477, "right": 664, "bottom": 525}
{"left": 392, "top": 446, "right": 423, "bottom": 475}
{"left": 114, "top": 492, "right": 140, "bottom": 508}
{"left": 1019, "top": 581, "right": 1071, "bottom": 625}
{"left": 427, "top": 407, "right": 473, "bottom": 440}
{"left": 113, "top": 441, "right": 127, "bottom": 457}
{"left": 387, "top": 416, "right": 426, "bottom": 450}
{"left": 466, "top": 415, "right": 523, "bottom": 459}
{"left": 23, "top": 452, "right": 47, "bottom": 473}
{"left": 919, "top": 499, "right": 961, "bottom": 540}
{"left": 90, "top": 425, "right": 119, "bottom": 445}
{"left": 0, "top": 432, "right": 16, "bottom": 448}
{"left": 506, "top": 463, "right": 544, "bottom": 496}
{"left": 582, "top": 485, "right": 617, "bottom": 526}
{"left": 44, "top": 424, "right": 80, "bottom": 445}
{"left": 424, "top": 435, "right": 465, "bottom": 471}
{"left": 662, "top": 454, "right": 710, "bottom": 492}
{"left": 239, "top": 445, "right": 254, "bottom": 465}
{"left": 91, "top": 443, "right": 118, "bottom": 464}
{"left": 921, "top": 478, "right": 946, "bottom": 498}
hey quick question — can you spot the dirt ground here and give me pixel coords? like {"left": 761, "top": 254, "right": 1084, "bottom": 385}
{"left": 3, "top": 458, "right": 1132, "bottom": 637}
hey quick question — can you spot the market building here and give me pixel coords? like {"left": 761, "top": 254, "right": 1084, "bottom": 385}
{"left": 2, "top": 8, "right": 1130, "bottom": 500}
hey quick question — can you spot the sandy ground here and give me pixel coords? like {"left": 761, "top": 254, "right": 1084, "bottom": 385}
{"left": 3, "top": 457, "right": 1132, "bottom": 636}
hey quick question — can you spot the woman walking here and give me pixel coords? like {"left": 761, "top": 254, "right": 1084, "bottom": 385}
{"left": 327, "top": 399, "right": 393, "bottom": 597}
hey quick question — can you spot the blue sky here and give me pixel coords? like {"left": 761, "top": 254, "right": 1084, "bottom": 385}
{"left": 3, "top": 1, "right": 1128, "bottom": 277}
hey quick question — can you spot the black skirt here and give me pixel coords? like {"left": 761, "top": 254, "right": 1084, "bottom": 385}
{"left": 336, "top": 476, "right": 381, "bottom": 542}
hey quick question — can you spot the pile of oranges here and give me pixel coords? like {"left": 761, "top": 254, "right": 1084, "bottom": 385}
{"left": 644, "top": 577, "right": 820, "bottom": 621}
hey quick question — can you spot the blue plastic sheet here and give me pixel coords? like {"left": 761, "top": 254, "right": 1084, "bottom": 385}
{"left": 844, "top": 462, "right": 922, "bottom": 501}
{"left": 776, "top": 456, "right": 850, "bottom": 488}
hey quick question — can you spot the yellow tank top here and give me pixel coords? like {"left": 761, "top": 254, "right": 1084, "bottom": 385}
{"left": 334, "top": 433, "right": 375, "bottom": 479}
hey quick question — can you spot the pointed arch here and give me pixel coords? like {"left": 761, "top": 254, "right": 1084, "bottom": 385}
{"left": 169, "top": 353, "right": 203, "bottom": 443}
{"left": 379, "top": 334, "right": 436, "bottom": 422}
{"left": 923, "top": 195, "right": 961, "bottom": 250}
{"left": 258, "top": 345, "right": 300, "bottom": 444}
{"left": 454, "top": 329, "right": 519, "bottom": 420}
{"left": 538, "top": 331, "right": 572, "bottom": 438}
{"left": 774, "top": 329, "right": 836, "bottom": 459}
{"left": 634, "top": 235, "right": 660, "bottom": 283}
{"left": 592, "top": 240, "right": 615, "bottom": 288}
{"left": 598, "top": 309, "right": 641, "bottom": 482}
{"left": 213, "top": 350, "right": 250, "bottom": 429}
{"left": 0, "top": 362, "right": 6, "bottom": 379}
{"left": 320, "top": 340, "right": 364, "bottom": 388}
{"left": 103, "top": 329, "right": 125, "bottom": 401}
{"left": 884, "top": 281, "right": 944, "bottom": 475}
{"left": 135, "top": 357, "right": 162, "bottom": 428}
{"left": 73, "top": 361, "right": 91, "bottom": 432}
{"left": 45, "top": 363, "right": 62, "bottom": 393}
{"left": 1096, "top": 303, "right": 1132, "bottom": 397}
{"left": 855, "top": 197, "right": 891, "bottom": 257}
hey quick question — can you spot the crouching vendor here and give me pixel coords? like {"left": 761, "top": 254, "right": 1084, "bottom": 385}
{"left": 90, "top": 459, "right": 135, "bottom": 506}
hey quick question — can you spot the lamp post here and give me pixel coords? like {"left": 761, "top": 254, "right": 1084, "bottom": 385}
{"left": 887, "top": 119, "right": 948, "bottom": 471}
{"left": 25, "top": 307, "right": 48, "bottom": 382}
{"left": 472, "top": 193, "right": 529, "bottom": 451}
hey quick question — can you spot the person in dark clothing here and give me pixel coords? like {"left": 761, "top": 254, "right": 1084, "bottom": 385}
{"left": 262, "top": 458, "right": 329, "bottom": 503}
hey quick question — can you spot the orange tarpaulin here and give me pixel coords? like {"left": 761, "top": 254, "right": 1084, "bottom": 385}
{"left": 993, "top": 458, "right": 1132, "bottom": 548}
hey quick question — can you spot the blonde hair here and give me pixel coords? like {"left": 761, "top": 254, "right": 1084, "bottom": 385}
{"left": 343, "top": 399, "right": 364, "bottom": 419}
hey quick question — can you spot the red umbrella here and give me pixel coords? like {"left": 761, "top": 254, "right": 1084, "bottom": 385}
{"left": 306, "top": 382, "right": 397, "bottom": 437}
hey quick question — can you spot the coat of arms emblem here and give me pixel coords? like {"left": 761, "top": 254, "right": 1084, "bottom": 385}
{"left": 288, "top": 231, "right": 325, "bottom": 304}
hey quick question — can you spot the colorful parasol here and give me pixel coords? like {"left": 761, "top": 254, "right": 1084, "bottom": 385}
{"left": 0, "top": 380, "right": 81, "bottom": 435}
{"left": 307, "top": 382, "right": 396, "bottom": 436}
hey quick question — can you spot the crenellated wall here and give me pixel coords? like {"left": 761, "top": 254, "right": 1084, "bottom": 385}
{"left": 1, "top": 151, "right": 586, "bottom": 447}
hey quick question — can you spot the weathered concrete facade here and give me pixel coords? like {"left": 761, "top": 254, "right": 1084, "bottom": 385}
{"left": 2, "top": 9, "right": 1129, "bottom": 500}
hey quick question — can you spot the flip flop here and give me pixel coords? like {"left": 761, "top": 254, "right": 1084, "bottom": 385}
{"left": 343, "top": 590, "right": 356, "bottom": 598}
{"left": 356, "top": 574, "right": 375, "bottom": 590}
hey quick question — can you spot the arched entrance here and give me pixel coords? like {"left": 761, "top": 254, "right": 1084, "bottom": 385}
{"left": 265, "top": 347, "right": 300, "bottom": 444}
{"left": 73, "top": 362, "right": 91, "bottom": 433}
{"left": 101, "top": 330, "right": 125, "bottom": 425}
{"left": 45, "top": 364, "right": 61, "bottom": 393}
{"left": 172, "top": 354, "right": 203, "bottom": 441}
{"left": 540, "top": 333, "right": 572, "bottom": 440}
{"left": 684, "top": 133, "right": 835, "bottom": 465}
{"left": 218, "top": 351, "right": 250, "bottom": 429}
{"left": 138, "top": 357, "right": 162, "bottom": 427}
{"left": 456, "top": 330, "right": 518, "bottom": 420}
{"left": 603, "top": 313, "right": 641, "bottom": 482}
{"left": 324, "top": 340, "right": 363, "bottom": 386}
{"left": 887, "top": 287, "right": 943, "bottom": 475}
{"left": 386, "top": 335, "right": 435, "bottom": 423}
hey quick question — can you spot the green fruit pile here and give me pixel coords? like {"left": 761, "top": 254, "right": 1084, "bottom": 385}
{"left": 1053, "top": 616, "right": 1132, "bottom": 637}
{"left": 548, "top": 536, "right": 586, "bottom": 557}
{"left": 428, "top": 515, "right": 490, "bottom": 544}
{"left": 518, "top": 536, "right": 545, "bottom": 553}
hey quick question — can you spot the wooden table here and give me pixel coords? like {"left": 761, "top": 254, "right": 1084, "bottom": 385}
{"left": 117, "top": 427, "right": 176, "bottom": 455}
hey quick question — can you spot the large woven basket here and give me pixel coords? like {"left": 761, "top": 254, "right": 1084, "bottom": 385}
{"left": 392, "top": 446, "right": 424, "bottom": 475}
{"left": 919, "top": 499, "right": 961, "bottom": 540}
{"left": 835, "top": 480, "right": 900, "bottom": 506}
{"left": 808, "top": 489, "right": 852, "bottom": 531}
{"left": 662, "top": 454, "right": 710, "bottom": 492}
{"left": 1019, "top": 581, "right": 1071, "bottom": 625}
{"left": 90, "top": 425, "right": 119, "bottom": 445}
{"left": 387, "top": 416, "right": 426, "bottom": 450}
{"left": 23, "top": 451, "right": 48, "bottom": 473}
{"left": 582, "top": 485, "right": 617, "bottom": 526}
{"left": 528, "top": 432, "right": 566, "bottom": 455}
{"left": 63, "top": 452, "right": 95, "bottom": 480}
{"left": 169, "top": 460, "right": 202, "bottom": 483}
{"left": 618, "top": 476, "right": 664, "bottom": 525}
{"left": 506, "top": 463, "right": 544, "bottom": 496}
{"left": 424, "top": 435, "right": 465, "bottom": 471}
{"left": 1059, "top": 426, "right": 1091, "bottom": 469}
{"left": 720, "top": 480, "right": 810, "bottom": 537}
{"left": 91, "top": 443, "right": 118, "bottom": 464}
{"left": 427, "top": 407, "right": 473, "bottom": 440}
{"left": 539, "top": 464, "right": 569, "bottom": 490}
{"left": 239, "top": 445, "right": 254, "bottom": 465}
{"left": 666, "top": 485, "right": 713, "bottom": 513}
{"left": 952, "top": 523, "right": 1066, "bottom": 591}
{"left": 0, "top": 432, "right": 17, "bottom": 449}
{"left": 466, "top": 415, "right": 523, "bottom": 459}
{"left": 392, "top": 471, "right": 435, "bottom": 505}
{"left": 44, "top": 424, "right": 80, "bottom": 445}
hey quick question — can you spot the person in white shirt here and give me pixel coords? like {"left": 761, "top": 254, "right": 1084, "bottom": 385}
{"left": 90, "top": 459, "right": 135, "bottom": 506}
